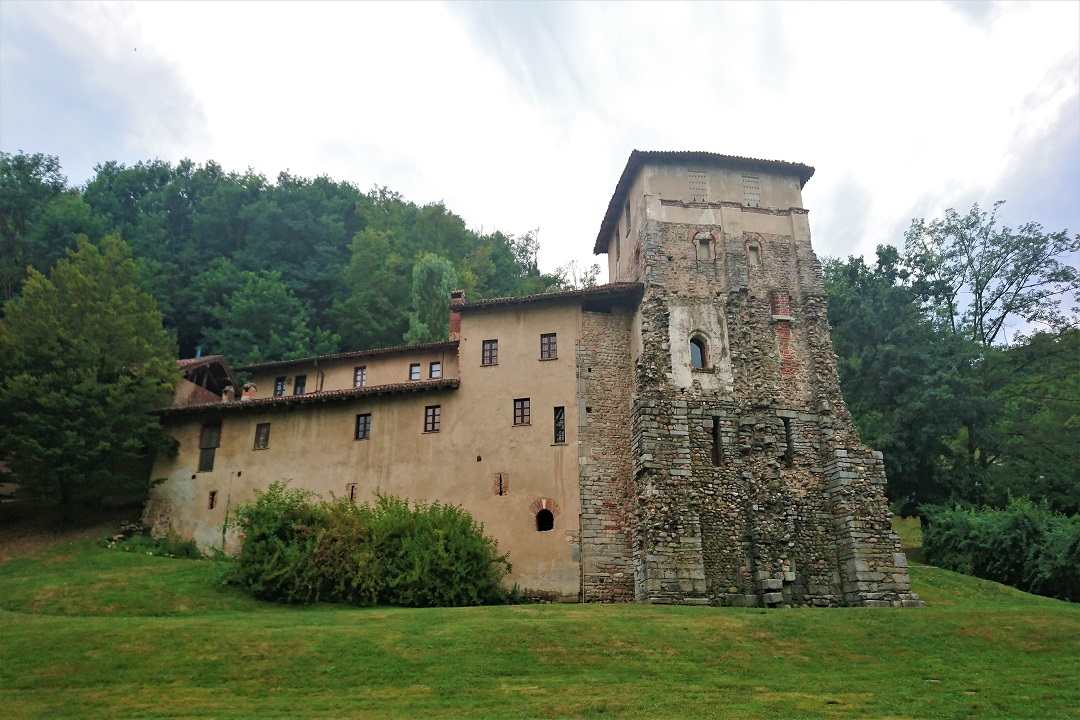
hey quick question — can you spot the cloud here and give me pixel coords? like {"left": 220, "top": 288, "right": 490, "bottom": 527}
{"left": 0, "top": 2, "right": 208, "bottom": 184}
{"left": 943, "top": 0, "right": 1004, "bottom": 28}
{"left": 2, "top": 0, "right": 1076, "bottom": 281}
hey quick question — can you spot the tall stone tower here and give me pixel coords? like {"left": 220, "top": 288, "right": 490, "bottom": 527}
{"left": 589, "top": 151, "right": 921, "bottom": 607}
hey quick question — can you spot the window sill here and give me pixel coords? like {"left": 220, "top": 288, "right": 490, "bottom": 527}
{"left": 539, "top": 357, "right": 558, "bottom": 361}
{"left": 551, "top": 442, "right": 568, "bottom": 447}
{"left": 355, "top": 437, "right": 369, "bottom": 441}
{"left": 253, "top": 447, "right": 269, "bottom": 451}
{"left": 513, "top": 423, "right": 531, "bottom": 428}
{"left": 691, "top": 367, "right": 715, "bottom": 374}
{"left": 481, "top": 363, "right": 498, "bottom": 368}
{"left": 423, "top": 430, "right": 440, "bottom": 434}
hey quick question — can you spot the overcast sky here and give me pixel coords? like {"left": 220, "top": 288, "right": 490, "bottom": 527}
{"left": 2, "top": 1, "right": 1077, "bottom": 280}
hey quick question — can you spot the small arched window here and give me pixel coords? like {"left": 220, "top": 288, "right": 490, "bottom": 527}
{"left": 690, "top": 337, "right": 707, "bottom": 369}
{"left": 536, "top": 509, "right": 554, "bottom": 532}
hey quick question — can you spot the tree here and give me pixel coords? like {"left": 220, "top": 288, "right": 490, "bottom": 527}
{"left": 903, "top": 204, "right": 1079, "bottom": 482}
{"left": 202, "top": 270, "right": 339, "bottom": 366}
{"left": 555, "top": 259, "right": 601, "bottom": 289}
{"left": 826, "top": 204, "right": 1079, "bottom": 517}
{"left": 404, "top": 253, "right": 458, "bottom": 345}
{"left": 983, "top": 329, "right": 1080, "bottom": 516}
{"left": 904, "top": 202, "right": 1080, "bottom": 346}
{"left": 0, "top": 152, "right": 71, "bottom": 302}
{"left": 0, "top": 235, "right": 178, "bottom": 521}
{"left": 825, "top": 247, "right": 979, "bottom": 514}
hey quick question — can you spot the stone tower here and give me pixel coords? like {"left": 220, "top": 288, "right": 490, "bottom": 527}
{"left": 588, "top": 151, "right": 921, "bottom": 607}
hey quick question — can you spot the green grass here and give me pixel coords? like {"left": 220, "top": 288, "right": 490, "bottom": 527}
{"left": 2, "top": 536, "right": 1078, "bottom": 719}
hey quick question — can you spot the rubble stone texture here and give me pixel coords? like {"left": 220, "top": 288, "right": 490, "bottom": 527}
{"left": 580, "top": 154, "right": 922, "bottom": 607}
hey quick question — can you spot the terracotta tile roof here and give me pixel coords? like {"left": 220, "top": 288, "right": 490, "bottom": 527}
{"left": 177, "top": 355, "right": 227, "bottom": 370}
{"left": 455, "top": 282, "right": 643, "bottom": 311}
{"left": 155, "top": 378, "right": 459, "bottom": 416}
{"left": 235, "top": 341, "right": 459, "bottom": 373}
{"left": 594, "top": 150, "right": 816, "bottom": 254}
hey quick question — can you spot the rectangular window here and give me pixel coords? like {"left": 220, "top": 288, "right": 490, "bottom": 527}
{"left": 625, "top": 199, "right": 631, "bottom": 232}
{"left": 198, "top": 422, "right": 221, "bottom": 472}
{"left": 540, "top": 333, "right": 557, "bottom": 360}
{"left": 429, "top": 361, "right": 441, "bottom": 379}
{"left": 346, "top": 483, "right": 358, "bottom": 504}
{"left": 409, "top": 363, "right": 421, "bottom": 381}
{"left": 424, "top": 405, "right": 441, "bottom": 433}
{"left": 253, "top": 423, "right": 270, "bottom": 450}
{"left": 482, "top": 339, "right": 498, "bottom": 366}
{"left": 354, "top": 366, "right": 366, "bottom": 388}
{"left": 208, "top": 490, "right": 218, "bottom": 509}
{"left": 554, "top": 406, "right": 565, "bottom": 444}
{"left": 293, "top": 375, "right": 307, "bottom": 395}
{"left": 514, "top": 398, "right": 530, "bottom": 426}
{"left": 615, "top": 226, "right": 621, "bottom": 260}
{"left": 355, "top": 413, "right": 371, "bottom": 440}
{"left": 274, "top": 377, "right": 286, "bottom": 397}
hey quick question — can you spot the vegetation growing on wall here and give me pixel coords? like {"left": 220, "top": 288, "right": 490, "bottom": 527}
{"left": 227, "top": 481, "right": 511, "bottom": 607}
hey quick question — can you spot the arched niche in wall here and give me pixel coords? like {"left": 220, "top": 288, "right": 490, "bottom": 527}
{"left": 744, "top": 235, "right": 763, "bottom": 269}
{"left": 691, "top": 229, "right": 718, "bottom": 262}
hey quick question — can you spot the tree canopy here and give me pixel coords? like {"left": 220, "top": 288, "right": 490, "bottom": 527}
{"left": 2, "top": 153, "right": 568, "bottom": 361}
{"left": 826, "top": 206, "right": 1079, "bottom": 517}
{"left": 0, "top": 235, "right": 178, "bottom": 519}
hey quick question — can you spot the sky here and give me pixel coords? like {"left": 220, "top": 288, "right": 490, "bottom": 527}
{"left": 1, "top": 0, "right": 1077, "bottom": 280}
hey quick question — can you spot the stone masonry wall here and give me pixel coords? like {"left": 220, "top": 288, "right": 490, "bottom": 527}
{"left": 577, "top": 307, "right": 636, "bottom": 602}
{"left": 629, "top": 208, "right": 921, "bottom": 608}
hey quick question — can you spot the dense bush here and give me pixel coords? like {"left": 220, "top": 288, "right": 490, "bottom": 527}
{"left": 922, "top": 498, "right": 1079, "bottom": 602}
{"left": 227, "top": 481, "right": 511, "bottom": 607}
{"left": 226, "top": 482, "right": 327, "bottom": 603}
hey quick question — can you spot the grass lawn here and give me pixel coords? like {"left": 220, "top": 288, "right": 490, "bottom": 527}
{"left": 2, "top": 523, "right": 1077, "bottom": 719}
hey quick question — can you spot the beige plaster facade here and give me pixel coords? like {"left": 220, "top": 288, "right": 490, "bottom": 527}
{"left": 148, "top": 150, "right": 919, "bottom": 607}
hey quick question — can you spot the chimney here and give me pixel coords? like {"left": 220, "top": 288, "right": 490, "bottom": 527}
{"left": 222, "top": 385, "right": 236, "bottom": 402}
{"left": 449, "top": 289, "right": 465, "bottom": 341}
{"left": 241, "top": 383, "right": 257, "bottom": 401}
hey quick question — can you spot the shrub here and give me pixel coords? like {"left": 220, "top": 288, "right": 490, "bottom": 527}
{"left": 227, "top": 481, "right": 511, "bottom": 607}
{"left": 922, "top": 498, "right": 1079, "bottom": 602}
{"left": 374, "top": 494, "right": 511, "bottom": 607}
{"left": 226, "top": 481, "right": 327, "bottom": 603}
{"left": 313, "top": 496, "right": 381, "bottom": 606}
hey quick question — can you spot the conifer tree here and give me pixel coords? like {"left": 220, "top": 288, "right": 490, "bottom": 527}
{"left": 0, "top": 235, "right": 178, "bottom": 521}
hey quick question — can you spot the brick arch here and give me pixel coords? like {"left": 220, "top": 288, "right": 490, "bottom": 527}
{"left": 690, "top": 229, "right": 719, "bottom": 262}
{"left": 743, "top": 233, "right": 764, "bottom": 266}
{"left": 529, "top": 497, "right": 561, "bottom": 518}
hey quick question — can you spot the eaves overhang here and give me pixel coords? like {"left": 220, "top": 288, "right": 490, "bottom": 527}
{"left": 235, "top": 341, "right": 459, "bottom": 374}
{"left": 155, "top": 378, "right": 459, "bottom": 417}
